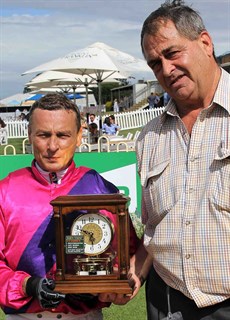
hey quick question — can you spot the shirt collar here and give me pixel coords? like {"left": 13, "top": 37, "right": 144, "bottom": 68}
{"left": 160, "top": 67, "right": 230, "bottom": 121}
{"left": 35, "top": 162, "right": 68, "bottom": 184}
{"left": 212, "top": 68, "right": 230, "bottom": 115}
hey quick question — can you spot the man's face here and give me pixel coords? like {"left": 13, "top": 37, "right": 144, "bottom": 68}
{"left": 142, "top": 20, "right": 213, "bottom": 105}
{"left": 89, "top": 115, "right": 95, "bottom": 122}
{"left": 28, "top": 108, "right": 82, "bottom": 172}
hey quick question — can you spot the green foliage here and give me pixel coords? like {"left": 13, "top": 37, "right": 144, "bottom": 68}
{"left": 130, "top": 211, "right": 144, "bottom": 239}
{"left": 91, "top": 83, "right": 120, "bottom": 105}
{"left": 0, "top": 309, "right": 5, "bottom": 320}
{"left": 105, "top": 101, "right": 113, "bottom": 112}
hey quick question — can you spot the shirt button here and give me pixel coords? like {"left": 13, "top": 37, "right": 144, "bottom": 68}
{"left": 185, "top": 254, "right": 191, "bottom": 259}
{"left": 57, "top": 315, "right": 62, "bottom": 319}
{"left": 200, "top": 114, "right": 205, "bottom": 121}
{"left": 185, "top": 221, "right": 190, "bottom": 225}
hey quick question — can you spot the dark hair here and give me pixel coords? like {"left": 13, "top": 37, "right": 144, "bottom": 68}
{"left": 28, "top": 93, "right": 81, "bottom": 132}
{"left": 104, "top": 117, "right": 111, "bottom": 126}
{"left": 89, "top": 122, "right": 98, "bottom": 130}
{"left": 0, "top": 117, "right": 6, "bottom": 128}
{"left": 109, "top": 115, "right": 115, "bottom": 121}
{"left": 141, "top": 0, "right": 206, "bottom": 55}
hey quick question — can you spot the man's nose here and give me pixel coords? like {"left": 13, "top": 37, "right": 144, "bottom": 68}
{"left": 161, "top": 59, "right": 175, "bottom": 77}
{"left": 48, "top": 136, "right": 59, "bottom": 151}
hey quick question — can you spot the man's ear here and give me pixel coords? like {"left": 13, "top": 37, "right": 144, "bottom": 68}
{"left": 199, "top": 30, "right": 214, "bottom": 57}
{"left": 76, "top": 126, "right": 83, "bottom": 147}
{"left": 28, "top": 126, "right": 32, "bottom": 144}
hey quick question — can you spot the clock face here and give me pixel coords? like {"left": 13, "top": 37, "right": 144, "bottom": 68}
{"left": 71, "top": 213, "right": 114, "bottom": 256}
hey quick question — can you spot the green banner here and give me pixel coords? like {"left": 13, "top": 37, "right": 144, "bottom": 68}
{"left": 0, "top": 152, "right": 142, "bottom": 217}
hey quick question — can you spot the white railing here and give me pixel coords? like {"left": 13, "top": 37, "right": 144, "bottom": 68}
{"left": 102, "top": 107, "right": 165, "bottom": 130}
{"left": 4, "top": 108, "right": 165, "bottom": 139}
{"left": 5, "top": 121, "right": 28, "bottom": 138}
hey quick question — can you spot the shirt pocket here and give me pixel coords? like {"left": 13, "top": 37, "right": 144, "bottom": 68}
{"left": 143, "top": 159, "right": 179, "bottom": 223}
{"left": 208, "top": 155, "right": 230, "bottom": 211}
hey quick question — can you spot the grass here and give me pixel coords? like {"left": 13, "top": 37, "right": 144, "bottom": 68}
{"left": 102, "top": 285, "right": 146, "bottom": 319}
{"left": 0, "top": 286, "right": 146, "bottom": 320}
{"left": 0, "top": 138, "right": 26, "bottom": 155}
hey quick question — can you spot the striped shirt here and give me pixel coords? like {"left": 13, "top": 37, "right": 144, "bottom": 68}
{"left": 136, "top": 68, "right": 230, "bottom": 308}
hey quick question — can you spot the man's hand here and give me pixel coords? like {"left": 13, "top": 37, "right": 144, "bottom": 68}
{"left": 26, "top": 277, "right": 66, "bottom": 308}
{"left": 98, "top": 244, "right": 151, "bottom": 306}
{"left": 65, "top": 293, "right": 98, "bottom": 309}
{"left": 98, "top": 272, "right": 142, "bottom": 305}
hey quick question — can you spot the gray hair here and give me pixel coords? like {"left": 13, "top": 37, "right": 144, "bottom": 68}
{"left": 141, "top": 0, "right": 206, "bottom": 54}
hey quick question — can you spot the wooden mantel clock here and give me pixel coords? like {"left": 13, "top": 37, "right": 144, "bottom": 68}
{"left": 50, "top": 193, "right": 132, "bottom": 295}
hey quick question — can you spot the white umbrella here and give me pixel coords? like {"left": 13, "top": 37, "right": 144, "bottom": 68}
{"left": 25, "top": 70, "right": 126, "bottom": 83}
{"left": 0, "top": 93, "right": 34, "bottom": 107}
{"left": 23, "top": 42, "right": 150, "bottom": 75}
{"left": 29, "top": 87, "right": 92, "bottom": 94}
{"left": 25, "top": 70, "right": 126, "bottom": 108}
{"left": 22, "top": 42, "right": 151, "bottom": 111}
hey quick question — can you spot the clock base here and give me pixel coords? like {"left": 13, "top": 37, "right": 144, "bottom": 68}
{"left": 55, "top": 279, "right": 132, "bottom": 295}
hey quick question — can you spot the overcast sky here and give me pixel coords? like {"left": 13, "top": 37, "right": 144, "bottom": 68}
{"left": 1, "top": 0, "right": 230, "bottom": 99}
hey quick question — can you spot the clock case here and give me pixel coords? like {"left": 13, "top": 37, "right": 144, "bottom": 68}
{"left": 51, "top": 193, "right": 132, "bottom": 294}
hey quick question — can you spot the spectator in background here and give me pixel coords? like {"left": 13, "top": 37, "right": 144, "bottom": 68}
{"left": 0, "top": 117, "right": 7, "bottom": 145}
{"left": 147, "top": 92, "right": 160, "bottom": 109}
{"left": 102, "top": 117, "right": 117, "bottom": 135}
{"left": 119, "top": 98, "right": 124, "bottom": 112}
{"left": 19, "top": 112, "right": 28, "bottom": 122}
{"left": 88, "top": 113, "right": 95, "bottom": 123}
{"left": 123, "top": 96, "right": 129, "bottom": 110}
{"left": 15, "top": 108, "right": 21, "bottom": 120}
{"left": 88, "top": 113, "right": 97, "bottom": 125}
{"left": 147, "top": 92, "right": 155, "bottom": 108}
{"left": 22, "top": 108, "right": 29, "bottom": 115}
{"left": 88, "top": 113, "right": 100, "bottom": 129}
{"left": 109, "top": 115, "right": 120, "bottom": 134}
{"left": 88, "top": 122, "right": 99, "bottom": 143}
{"left": 80, "top": 112, "right": 88, "bottom": 129}
{"left": 113, "top": 99, "right": 119, "bottom": 113}
{"left": 80, "top": 112, "right": 89, "bottom": 145}
{"left": 163, "top": 91, "right": 170, "bottom": 106}
{"left": 154, "top": 93, "right": 160, "bottom": 108}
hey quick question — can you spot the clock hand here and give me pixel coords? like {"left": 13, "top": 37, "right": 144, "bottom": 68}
{"left": 81, "top": 229, "right": 93, "bottom": 236}
{"left": 89, "top": 233, "right": 95, "bottom": 244}
{"left": 81, "top": 229, "right": 95, "bottom": 245}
